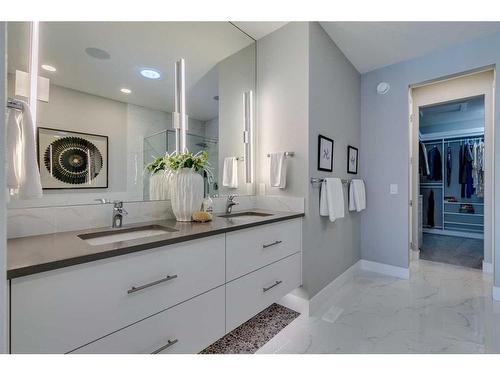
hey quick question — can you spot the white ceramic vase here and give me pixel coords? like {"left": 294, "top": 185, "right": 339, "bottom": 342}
{"left": 170, "top": 168, "right": 204, "bottom": 221}
{"left": 149, "top": 170, "right": 173, "bottom": 201}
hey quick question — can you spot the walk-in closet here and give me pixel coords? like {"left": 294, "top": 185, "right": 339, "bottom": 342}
{"left": 418, "top": 96, "right": 485, "bottom": 269}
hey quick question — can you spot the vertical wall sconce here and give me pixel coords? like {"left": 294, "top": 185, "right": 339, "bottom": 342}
{"left": 243, "top": 90, "right": 253, "bottom": 183}
{"left": 173, "top": 58, "right": 188, "bottom": 153}
{"left": 29, "top": 21, "right": 40, "bottom": 133}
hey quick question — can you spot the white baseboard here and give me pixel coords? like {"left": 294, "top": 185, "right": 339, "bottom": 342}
{"left": 309, "top": 260, "right": 361, "bottom": 316}
{"left": 483, "top": 261, "right": 493, "bottom": 274}
{"left": 359, "top": 259, "right": 410, "bottom": 279}
{"left": 493, "top": 286, "right": 500, "bottom": 301}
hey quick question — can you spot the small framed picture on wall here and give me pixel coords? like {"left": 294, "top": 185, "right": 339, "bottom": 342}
{"left": 347, "top": 145, "right": 358, "bottom": 174}
{"left": 318, "top": 135, "right": 334, "bottom": 172}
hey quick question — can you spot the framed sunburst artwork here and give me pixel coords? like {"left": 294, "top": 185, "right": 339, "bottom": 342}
{"left": 37, "top": 127, "right": 108, "bottom": 189}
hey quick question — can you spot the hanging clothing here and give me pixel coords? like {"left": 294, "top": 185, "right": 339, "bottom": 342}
{"left": 465, "top": 142, "right": 474, "bottom": 199}
{"left": 427, "top": 146, "right": 442, "bottom": 181}
{"left": 419, "top": 141, "right": 430, "bottom": 177}
{"left": 473, "top": 140, "right": 485, "bottom": 198}
{"left": 446, "top": 146, "right": 452, "bottom": 187}
{"left": 459, "top": 144, "right": 466, "bottom": 198}
{"left": 427, "top": 190, "right": 435, "bottom": 228}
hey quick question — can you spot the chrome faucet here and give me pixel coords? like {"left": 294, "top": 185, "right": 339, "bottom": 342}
{"left": 225, "top": 194, "right": 239, "bottom": 214}
{"left": 112, "top": 201, "right": 128, "bottom": 228}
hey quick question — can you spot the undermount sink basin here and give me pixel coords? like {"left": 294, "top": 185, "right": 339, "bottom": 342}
{"left": 218, "top": 211, "right": 274, "bottom": 219}
{"left": 78, "top": 225, "right": 178, "bottom": 246}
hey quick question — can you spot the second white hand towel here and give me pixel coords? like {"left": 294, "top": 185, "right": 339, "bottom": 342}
{"left": 349, "top": 179, "right": 366, "bottom": 212}
{"left": 222, "top": 157, "right": 238, "bottom": 188}
{"left": 269, "top": 152, "right": 287, "bottom": 188}
{"left": 320, "top": 178, "right": 344, "bottom": 222}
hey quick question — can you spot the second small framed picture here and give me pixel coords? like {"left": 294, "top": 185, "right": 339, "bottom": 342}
{"left": 347, "top": 145, "right": 359, "bottom": 174}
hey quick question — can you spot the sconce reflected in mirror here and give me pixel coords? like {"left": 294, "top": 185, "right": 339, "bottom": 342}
{"left": 173, "top": 58, "right": 188, "bottom": 153}
{"left": 243, "top": 90, "right": 253, "bottom": 183}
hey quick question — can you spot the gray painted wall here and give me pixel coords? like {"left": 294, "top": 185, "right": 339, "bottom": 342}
{"left": 0, "top": 22, "right": 7, "bottom": 353}
{"left": 256, "top": 22, "right": 309, "bottom": 198}
{"left": 304, "top": 22, "right": 361, "bottom": 297}
{"left": 257, "top": 22, "right": 361, "bottom": 298}
{"left": 360, "top": 31, "right": 500, "bottom": 286}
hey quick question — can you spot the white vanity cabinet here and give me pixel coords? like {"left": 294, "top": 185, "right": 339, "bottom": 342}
{"left": 11, "top": 235, "right": 226, "bottom": 354}
{"left": 224, "top": 220, "right": 302, "bottom": 332}
{"left": 225, "top": 220, "right": 302, "bottom": 281}
{"left": 72, "top": 286, "right": 226, "bottom": 354}
{"left": 9, "top": 217, "right": 303, "bottom": 354}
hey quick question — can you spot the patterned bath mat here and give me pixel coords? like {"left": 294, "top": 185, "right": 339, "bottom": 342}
{"left": 200, "top": 303, "right": 300, "bottom": 354}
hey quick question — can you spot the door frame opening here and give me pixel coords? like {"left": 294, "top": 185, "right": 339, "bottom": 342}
{"left": 408, "top": 68, "right": 495, "bottom": 275}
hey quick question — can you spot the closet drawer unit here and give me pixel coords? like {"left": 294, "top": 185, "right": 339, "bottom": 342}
{"left": 226, "top": 219, "right": 302, "bottom": 280}
{"left": 10, "top": 234, "right": 225, "bottom": 354}
{"left": 225, "top": 252, "right": 301, "bottom": 332}
{"left": 72, "top": 286, "right": 225, "bottom": 354}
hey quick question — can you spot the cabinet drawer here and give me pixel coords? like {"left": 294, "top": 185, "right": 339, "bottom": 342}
{"left": 11, "top": 235, "right": 225, "bottom": 353}
{"left": 226, "top": 219, "right": 301, "bottom": 280}
{"left": 226, "top": 252, "right": 301, "bottom": 332}
{"left": 72, "top": 287, "right": 225, "bottom": 354}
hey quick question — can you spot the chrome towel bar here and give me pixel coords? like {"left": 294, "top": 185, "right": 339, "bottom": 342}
{"left": 310, "top": 177, "right": 350, "bottom": 185}
{"left": 266, "top": 151, "right": 295, "bottom": 158}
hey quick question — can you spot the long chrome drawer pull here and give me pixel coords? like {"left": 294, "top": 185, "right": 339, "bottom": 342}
{"left": 151, "top": 338, "right": 179, "bottom": 354}
{"left": 127, "top": 274, "right": 178, "bottom": 294}
{"left": 262, "top": 240, "right": 282, "bottom": 248}
{"left": 263, "top": 280, "right": 282, "bottom": 292}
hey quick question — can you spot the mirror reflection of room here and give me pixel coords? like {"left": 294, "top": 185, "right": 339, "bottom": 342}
{"left": 6, "top": 22, "right": 256, "bottom": 208}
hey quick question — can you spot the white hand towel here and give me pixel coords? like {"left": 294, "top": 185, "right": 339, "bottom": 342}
{"left": 6, "top": 102, "right": 43, "bottom": 199}
{"left": 6, "top": 108, "right": 22, "bottom": 192}
{"left": 349, "top": 179, "right": 366, "bottom": 212}
{"left": 269, "top": 152, "right": 287, "bottom": 189}
{"left": 319, "top": 178, "right": 344, "bottom": 222}
{"left": 223, "top": 157, "right": 238, "bottom": 188}
{"left": 18, "top": 102, "right": 43, "bottom": 199}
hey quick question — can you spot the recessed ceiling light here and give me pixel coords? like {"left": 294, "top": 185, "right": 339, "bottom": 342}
{"left": 41, "top": 64, "right": 56, "bottom": 72}
{"left": 140, "top": 69, "right": 161, "bottom": 80}
{"left": 85, "top": 47, "right": 111, "bottom": 60}
{"left": 120, "top": 88, "right": 132, "bottom": 94}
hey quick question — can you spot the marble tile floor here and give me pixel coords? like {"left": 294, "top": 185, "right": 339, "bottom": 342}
{"left": 257, "top": 259, "right": 500, "bottom": 353}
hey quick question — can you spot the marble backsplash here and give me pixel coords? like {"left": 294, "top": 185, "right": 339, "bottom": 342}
{"left": 7, "top": 195, "right": 304, "bottom": 239}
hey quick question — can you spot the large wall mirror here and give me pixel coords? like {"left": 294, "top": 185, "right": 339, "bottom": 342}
{"left": 7, "top": 22, "right": 256, "bottom": 208}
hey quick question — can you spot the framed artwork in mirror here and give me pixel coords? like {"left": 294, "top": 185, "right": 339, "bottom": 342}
{"left": 318, "top": 135, "right": 334, "bottom": 172}
{"left": 347, "top": 145, "right": 358, "bottom": 174}
{"left": 37, "top": 127, "right": 108, "bottom": 189}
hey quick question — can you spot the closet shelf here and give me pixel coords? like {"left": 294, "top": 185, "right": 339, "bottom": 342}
{"left": 443, "top": 201, "right": 484, "bottom": 206}
{"left": 444, "top": 212, "right": 484, "bottom": 217}
{"left": 443, "top": 226, "right": 484, "bottom": 234}
{"left": 444, "top": 221, "right": 484, "bottom": 227}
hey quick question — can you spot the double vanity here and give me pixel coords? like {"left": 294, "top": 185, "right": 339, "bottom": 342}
{"left": 7, "top": 210, "right": 304, "bottom": 354}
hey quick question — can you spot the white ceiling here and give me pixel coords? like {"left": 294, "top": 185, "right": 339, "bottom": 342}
{"left": 320, "top": 22, "right": 500, "bottom": 73}
{"left": 420, "top": 96, "right": 484, "bottom": 128}
{"left": 9, "top": 22, "right": 254, "bottom": 122}
{"left": 232, "top": 22, "right": 288, "bottom": 40}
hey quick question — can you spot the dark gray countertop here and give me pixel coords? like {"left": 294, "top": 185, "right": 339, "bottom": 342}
{"left": 7, "top": 210, "right": 304, "bottom": 279}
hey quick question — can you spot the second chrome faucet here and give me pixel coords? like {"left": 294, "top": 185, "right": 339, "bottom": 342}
{"left": 225, "top": 194, "right": 239, "bottom": 214}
